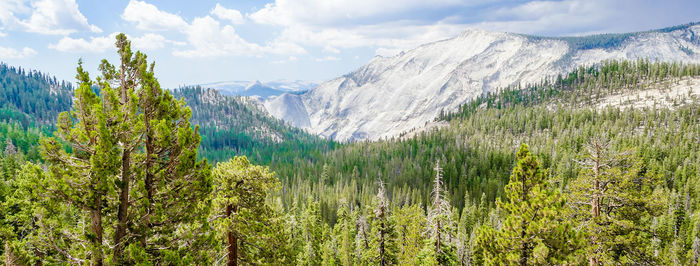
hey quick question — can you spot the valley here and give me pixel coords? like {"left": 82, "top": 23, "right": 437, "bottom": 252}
{"left": 1, "top": 19, "right": 700, "bottom": 265}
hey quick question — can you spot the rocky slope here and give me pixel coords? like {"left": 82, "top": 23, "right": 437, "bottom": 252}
{"left": 264, "top": 23, "right": 700, "bottom": 141}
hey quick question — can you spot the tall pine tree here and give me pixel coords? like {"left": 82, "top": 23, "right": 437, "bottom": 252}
{"left": 477, "top": 144, "right": 581, "bottom": 265}
{"left": 367, "top": 178, "right": 399, "bottom": 265}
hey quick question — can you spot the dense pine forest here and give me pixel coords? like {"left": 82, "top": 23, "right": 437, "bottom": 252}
{"left": 2, "top": 35, "right": 700, "bottom": 265}
{"left": 170, "top": 86, "right": 336, "bottom": 168}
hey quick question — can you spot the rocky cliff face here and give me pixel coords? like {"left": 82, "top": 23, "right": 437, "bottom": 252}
{"left": 265, "top": 23, "right": 700, "bottom": 141}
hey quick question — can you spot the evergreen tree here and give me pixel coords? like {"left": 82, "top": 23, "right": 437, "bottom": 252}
{"left": 333, "top": 201, "right": 356, "bottom": 265}
{"left": 367, "top": 179, "right": 399, "bottom": 265}
{"left": 4, "top": 139, "right": 16, "bottom": 156}
{"left": 477, "top": 144, "right": 581, "bottom": 265}
{"left": 298, "top": 198, "right": 324, "bottom": 265}
{"left": 39, "top": 60, "right": 119, "bottom": 265}
{"left": 419, "top": 161, "right": 457, "bottom": 265}
{"left": 212, "top": 156, "right": 282, "bottom": 265}
{"left": 36, "top": 34, "right": 212, "bottom": 264}
{"left": 395, "top": 203, "right": 427, "bottom": 265}
{"left": 355, "top": 213, "right": 371, "bottom": 264}
{"left": 569, "top": 138, "right": 663, "bottom": 265}
{"left": 457, "top": 192, "right": 479, "bottom": 265}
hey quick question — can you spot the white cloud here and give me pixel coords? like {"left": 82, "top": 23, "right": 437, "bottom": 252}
{"left": 322, "top": 46, "right": 340, "bottom": 54}
{"left": 120, "top": 2, "right": 304, "bottom": 58}
{"left": 49, "top": 33, "right": 116, "bottom": 53}
{"left": 264, "top": 39, "right": 306, "bottom": 55}
{"left": 248, "top": 0, "right": 471, "bottom": 56}
{"left": 131, "top": 33, "right": 186, "bottom": 50}
{"left": 122, "top": 0, "right": 188, "bottom": 31}
{"left": 20, "top": 0, "right": 101, "bottom": 35}
{"left": 0, "top": 45, "right": 36, "bottom": 58}
{"left": 211, "top": 3, "right": 244, "bottom": 25}
{"left": 271, "top": 55, "right": 300, "bottom": 64}
{"left": 173, "top": 16, "right": 264, "bottom": 58}
{"left": 472, "top": 0, "right": 614, "bottom": 36}
{"left": 173, "top": 15, "right": 306, "bottom": 58}
{"left": 315, "top": 56, "right": 340, "bottom": 62}
{"left": 0, "top": 0, "right": 28, "bottom": 28}
{"left": 249, "top": 0, "right": 464, "bottom": 27}
{"left": 247, "top": 0, "right": 692, "bottom": 57}
{"left": 48, "top": 32, "right": 182, "bottom": 53}
{"left": 276, "top": 22, "right": 465, "bottom": 56}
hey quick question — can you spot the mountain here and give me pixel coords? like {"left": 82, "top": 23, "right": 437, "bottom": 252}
{"left": 198, "top": 79, "right": 318, "bottom": 98}
{"left": 0, "top": 63, "right": 73, "bottom": 127}
{"left": 264, "top": 22, "right": 700, "bottom": 141}
{"left": 167, "top": 86, "right": 336, "bottom": 165}
{"left": 0, "top": 64, "right": 334, "bottom": 166}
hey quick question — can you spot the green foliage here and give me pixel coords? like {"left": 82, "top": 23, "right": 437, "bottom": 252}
{"left": 332, "top": 201, "right": 356, "bottom": 265}
{"left": 395, "top": 203, "right": 427, "bottom": 265}
{"left": 418, "top": 162, "right": 457, "bottom": 265}
{"left": 2, "top": 49, "right": 700, "bottom": 265}
{"left": 366, "top": 180, "right": 399, "bottom": 265}
{"left": 211, "top": 156, "right": 289, "bottom": 265}
{"left": 0, "top": 62, "right": 73, "bottom": 126}
{"left": 297, "top": 198, "right": 325, "bottom": 265}
{"left": 1, "top": 34, "right": 215, "bottom": 264}
{"left": 568, "top": 139, "right": 664, "bottom": 265}
{"left": 171, "top": 86, "right": 337, "bottom": 172}
{"left": 477, "top": 144, "right": 581, "bottom": 265}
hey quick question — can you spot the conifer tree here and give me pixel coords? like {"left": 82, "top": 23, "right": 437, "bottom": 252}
{"left": 37, "top": 34, "right": 212, "bottom": 264}
{"left": 395, "top": 203, "right": 427, "bottom": 265}
{"left": 212, "top": 156, "right": 280, "bottom": 266}
{"left": 419, "top": 161, "right": 457, "bottom": 265}
{"left": 367, "top": 179, "right": 399, "bottom": 265}
{"left": 333, "top": 201, "right": 356, "bottom": 265}
{"left": 569, "top": 138, "right": 663, "bottom": 265}
{"left": 40, "top": 60, "right": 119, "bottom": 265}
{"left": 298, "top": 198, "right": 324, "bottom": 265}
{"left": 321, "top": 227, "right": 340, "bottom": 266}
{"left": 457, "top": 192, "right": 478, "bottom": 265}
{"left": 355, "top": 213, "right": 371, "bottom": 264}
{"left": 476, "top": 144, "right": 580, "bottom": 265}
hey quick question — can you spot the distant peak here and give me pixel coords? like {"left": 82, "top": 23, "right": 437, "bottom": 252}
{"left": 245, "top": 80, "right": 264, "bottom": 90}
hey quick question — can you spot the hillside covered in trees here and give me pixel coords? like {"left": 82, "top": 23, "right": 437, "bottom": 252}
{"left": 171, "top": 86, "right": 336, "bottom": 168}
{"left": 1, "top": 35, "right": 700, "bottom": 265}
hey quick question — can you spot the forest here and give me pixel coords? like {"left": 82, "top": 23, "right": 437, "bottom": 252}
{"left": 1, "top": 34, "right": 700, "bottom": 265}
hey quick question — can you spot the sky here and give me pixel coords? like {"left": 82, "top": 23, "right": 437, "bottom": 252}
{"left": 0, "top": 0, "right": 698, "bottom": 88}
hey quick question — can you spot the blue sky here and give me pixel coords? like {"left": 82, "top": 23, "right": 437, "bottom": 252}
{"left": 0, "top": 0, "right": 698, "bottom": 88}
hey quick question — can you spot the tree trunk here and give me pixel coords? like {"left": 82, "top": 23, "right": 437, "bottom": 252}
{"left": 590, "top": 150, "right": 601, "bottom": 266}
{"left": 436, "top": 219, "right": 441, "bottom": 254}
{"left": 114, "top": 46, "right": 132, "bottom": 261}
{"left": 114, "top": 151, "right": 130, "bottom": 261}
{"left": 5, "top": 242, "right": 16, "bottom": 266}
{"left": 91, "top": 196, "right": 103, "bottom": 266}
{"left": 227, "top": 204, "right": 238, "bottom": 266}
{"left": 380, "top": 223, "right": 385, "bottom": 266}
{"left": 144, "top": 111, "right": 155, "bottom": 210}
{"left": 519, "top": 221, "right": 528, "bottom": 266}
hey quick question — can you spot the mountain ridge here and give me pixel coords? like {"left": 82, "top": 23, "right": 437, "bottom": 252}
{"left": 264, "top": 22, "right": 700, "bottom": 142}
{"left": 198, "top": 79, "right": 318, "bottom": 98}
